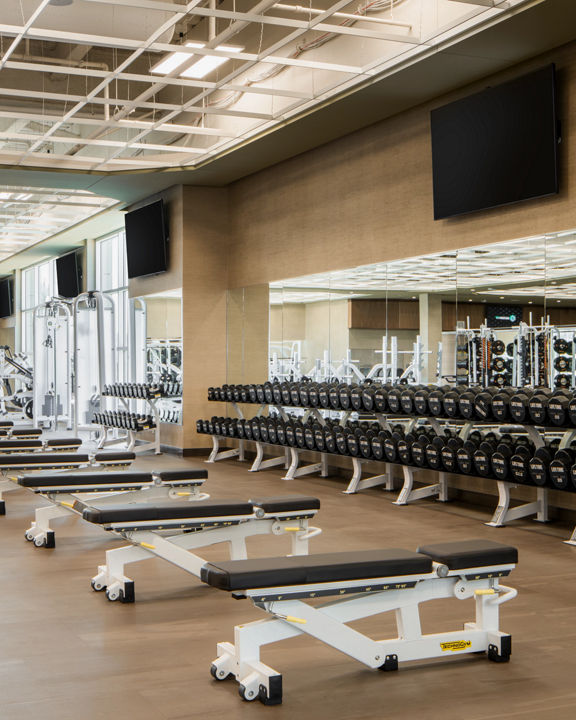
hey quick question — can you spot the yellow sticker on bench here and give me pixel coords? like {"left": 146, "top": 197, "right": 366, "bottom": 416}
{"left": 440, "top": 640, "right": 472, "bottom": 652}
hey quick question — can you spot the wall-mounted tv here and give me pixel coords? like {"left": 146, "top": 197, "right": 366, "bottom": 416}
{"left": 56, "top": 249, "right": 84, "bottom": 298}
{"left": 486, "top": 304, "right": 523, "bottom": 329}
{"left": 431, "top": 64, "right": 559, "bottom": 220}
{"left": 125, "top": 199, "right": 168, "bottom": 279}
{"left": 0, "top": 277, "right": 13, "bottom": 318}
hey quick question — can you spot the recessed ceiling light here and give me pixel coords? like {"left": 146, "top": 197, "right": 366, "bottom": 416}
{"left": 499, "top": 296, "right": 505, "bottom": 300}
{"left": 152, "top": 42, "right": 243, "bottom": 79}
{"left": 528, "top": 301, "right": 533, "bottom": 304}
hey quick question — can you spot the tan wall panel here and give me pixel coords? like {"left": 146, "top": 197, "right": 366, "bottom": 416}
{"left": 229, "top": 42, "right": 576, "bottom": 288}
{"left": 180, "top": 186, "right": 230, "bottom": 450}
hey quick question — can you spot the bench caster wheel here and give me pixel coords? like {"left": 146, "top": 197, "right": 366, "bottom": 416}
{"left": 25, "top": 530, "right": 34, "bottom": 542}
{"left": 0, "top": 501, "right": 5, "bottom": 516}
{"left": 91, "top": 578, "right": 106, "bottom": 592}
{"left": 238, "top": 684, "right": 257, "bottom": 702}
{"left": 105, "top": 587, "right": 121, "bottom": 602}
{"left": 210, "top": 664, "right": 231, "bottom": 682}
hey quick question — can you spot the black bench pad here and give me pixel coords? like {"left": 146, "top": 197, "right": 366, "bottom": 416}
{"left": 250, "top": 496, "right": 320, "bottom": 514}
{"left": 94, "top": 452, "right": 135, "bottom": 463}
{"left": 82, "top": 499, "right": 255, "bottom": 524}
{"left": 0, "top": 453, "right": 89, "bottom": 467}
{"left": 201, "top": 549, "right": 433, "bottom": 591}
{"left": 0, "top": 440, "right": 42, "bottom": 450}
{"left": 154, "top": 469, "right": 208, "bottom": 482}
{"left": 11, "top": 428, "right": 42, "bottom": 437}
{"left": 46, "top": 438, "right": 82, "bottom": 447}
{"left": 417, "top": 540, "right": 518, "bottom": 570}
{"left": 18, "top": 471, "right": 154, "bottom": 488}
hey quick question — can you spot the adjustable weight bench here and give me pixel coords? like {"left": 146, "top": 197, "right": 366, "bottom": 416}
{"left": 202, "top": 539, "right": 518, "bottom": 705}
{"left": 80, "top": 495, "right": 321, "bottom": 603}
{"left": 0, "top": 450, "right": 135, "bottom": 515}
{"left": 0, "top": 437, "right": 82, "bottom": 454}
{"left": 17, "top": 468, "right": 208, "bottom": 549}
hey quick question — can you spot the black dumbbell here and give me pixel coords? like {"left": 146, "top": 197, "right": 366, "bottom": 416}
{"left": 490, "top": 387, "right": 517, "bottom": 422}
{"left": 546, "top": 391, "right": 572, "bottom": 427}
{"left": 304, "top": 423, "right": 318, "bottom": 451}
{"left": 549, "top": 447, "right": 576, "bottom": 490}
{"left": 508, "top": 388, "right": 535, "bottom": 423}
{"left": 370, "top": 430, "right": 390, "bottom": 461}
{"left": 440, "top": 436, "right": 463, "bottom": 473}
{"left": 527, "top": 387, "right": 554, "bottom": 425}
{"left": 473, "top": 438, "right": 499, "bottom": 477}
{"left": 410, "top": 434, "right": 430, "bottom": 468}
{"left": 384, "top": 430, "right": 404, "bottom": 463}
{"left": 456, "top": 437, "right": 482, "bottom": 474}
{"left": 473, "top": 387, "right": 501, "bottom": 421}
{"left": 425, "top": 435, "right": 446, "bottom": 469}
{"left": 324, "top": 425, "right": 338, "bottom": 454}
{"left": 386, "top": 386, "right": 405, "bottom": 414}
{"left": 528, "top": 443, "right": 556, "bottom": 486}
{"left": 427, "top": 388, "right": 448, "bottom": 417}
{"left": 491, "top": 437, "right": 530, "bottom": 481}
{"left": 399, "top": 386, "right": 424, "bottom": 415}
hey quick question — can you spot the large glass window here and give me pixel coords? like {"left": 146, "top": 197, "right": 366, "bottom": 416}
{"left": 96, "top": 231, "right": 129, "bottom": 381}
{"left": 21, "top": 259, "right": 56, "bottom": 355}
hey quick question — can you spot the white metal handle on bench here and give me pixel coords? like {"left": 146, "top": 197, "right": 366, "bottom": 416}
{"left": 493, "top": 584, "right": 517, "bottom": 605}
{"left": 298, "top": 525, "right": 322, "bottom": 540}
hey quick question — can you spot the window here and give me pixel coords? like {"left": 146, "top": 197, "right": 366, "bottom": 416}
{"left": 21, "top": 259, "right": 56, "bottom": 355}
{"left": 96, "top": 230, "right": 130, "bottom": 381}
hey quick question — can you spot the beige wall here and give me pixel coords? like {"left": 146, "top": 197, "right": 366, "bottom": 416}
{"left": 228, "top": 41, "right": 576, "bottom": 287}
{"left": 145, "top": 297, "right": 182, "bottom": 339}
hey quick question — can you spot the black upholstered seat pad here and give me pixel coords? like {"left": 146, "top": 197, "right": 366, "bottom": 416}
{"left": 46, "top": 438, "right": 82, "bottom": 446}
{"left": 82, "top": 498, "right": 255, "bottom": 524}
{"left": 250, "top": 496, "right": 320, "bottom": 513}
{"left": 417, "top": 540, "right": 518, "bottom": 570}
{"left": 17, "top": 471, "right": 154, "bottom": 488}
{"left": 201, "top": 549, "right": 433, "bottom": 590}
{"left": 154, "top": 469, "right": 208, "bottom": 482}
{"left": 0, "top": 453, "right": 89, "bottom": 467}
{"left": 94, "top": 452, "right": 135, "bottom": 462}
{"left": 0, "top": 440, "right": 42, "bottom": 450}
{"left": 11, "top": 428, "right": 42, "bottom": 436}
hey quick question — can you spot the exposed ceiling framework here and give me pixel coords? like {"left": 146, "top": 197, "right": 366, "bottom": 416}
{"left": 270, "top": 230, "right": 576, "bottom": 303}
{"left": 0, "top": 0, "right": 539, "bottom": 173}
{"left": 0, "top": 186, "right": 116, "bottom": 259}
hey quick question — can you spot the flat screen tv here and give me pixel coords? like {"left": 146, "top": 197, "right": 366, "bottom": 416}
{"left": 125, "top": 200, "right": 168, "bottom": 279}
{"left": 0, "top": 277, "right": 13, "bottom": 318}
{"left": 486, "top": 304, "right": 522, "bottom": 329}
{"left": 56, "top": 249, "right": 84, "bottom": 298}
{"left": 431, "top": 64, "right": 559, "bottom": 220}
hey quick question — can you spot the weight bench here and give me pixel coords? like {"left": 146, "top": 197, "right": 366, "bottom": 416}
{"left": 0, "top": 437, "right": 82, "bottom": 454}
{"left": 0, "top": 450, "right": 135, "bottom": 515}
{"left": 17, "top": 468, "right": 208, "bottom": 549}
{"left": 80, "top": 495, "right": 321, "bottom": 603}
{"left": 203, "top": 539, "right": 518, "bottom": 705}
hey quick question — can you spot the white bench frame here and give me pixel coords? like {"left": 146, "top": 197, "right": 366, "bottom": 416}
{"left": 211, "top": 560, "right": 517, "bottom": 705}
{"left": 90, "top": 508, "right": 321, "bottom": 603}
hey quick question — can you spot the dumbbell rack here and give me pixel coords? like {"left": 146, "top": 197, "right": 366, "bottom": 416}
{"left": 203, "top": 393, "right": 576, "bottom": 541}
{"left": 96, "top": 393, "right": 161, "bottom": 455}
{"left": 206, "top": 401, "right": 395, "bottom": 493}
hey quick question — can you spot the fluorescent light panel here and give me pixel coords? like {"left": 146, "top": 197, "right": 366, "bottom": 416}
{"left": 152, "top": 42, "right": 243, "bottom": 79}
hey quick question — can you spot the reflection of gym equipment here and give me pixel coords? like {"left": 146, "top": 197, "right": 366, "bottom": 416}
{"left": 73, "top": 291, "right": 117, "bottom": 433}
{"left": 33, "top": 300, "right": 73, "bottom": 430}
{"left": 146, "top": 338, "right": 182, "bottom": 424}
{"left": 0, "top": 346, "right": 33, "bottom": 420}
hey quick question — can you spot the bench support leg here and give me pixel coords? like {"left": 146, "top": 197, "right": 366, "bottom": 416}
{"left": 393, "top": 468, "right": 448, "bottom": 505}
{"left": 25, "top": 503, "right": 71, "bottom": 548}
{"left": 486, "top": 483, "right": 549, "bottom": 527}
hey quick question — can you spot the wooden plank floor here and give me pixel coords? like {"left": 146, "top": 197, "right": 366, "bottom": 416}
{"left": 1, "top": 454, "right": 576, "bottom": 719}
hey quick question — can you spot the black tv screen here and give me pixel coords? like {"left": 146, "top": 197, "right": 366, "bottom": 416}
{"left": 486, "top": 304, "right": 522, "bottom": 328}
{"left": 431, "top": 64, "right": 559, "bottom": 220}
{"left": 0, "top": 277, "right": 13, "bottom": 318}
{"left": 125, "top": 200, "right": 168, "bottom": 279}
{"left": 56, "top": 250, "right": 83, "bottom": 298}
